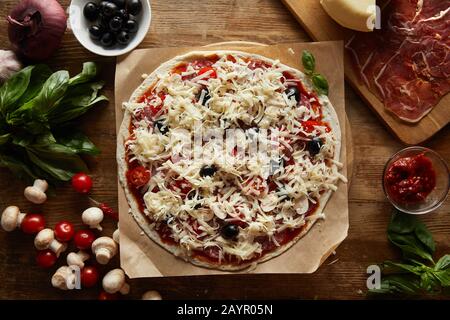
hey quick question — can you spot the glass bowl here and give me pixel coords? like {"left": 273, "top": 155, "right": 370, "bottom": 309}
{"left": 382, "top": 146, "right": 449, "bottom": 215}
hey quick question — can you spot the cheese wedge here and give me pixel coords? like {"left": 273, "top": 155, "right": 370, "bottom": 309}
{"left": 320, "top": 0, "right": 377, "bottom": 32}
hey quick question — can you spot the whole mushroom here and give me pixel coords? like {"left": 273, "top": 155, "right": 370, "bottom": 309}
{"left": 34, "top": 228, "right": 67, "bottom": 257}
{"left": 102, "top": 269, "right": 130, "bottom": 295}
{"left": 82, "top": 207, "right": 104, "bottom": 231}
{"left": 51, "top": 266, "right": 77, "bottom": 290}
{"left": 112, "top": 224, "right": 120, "bottom": 244}
{"left": 66, "top": 251, "right": 90, "bottom": 269}
{"left": 1, "top": 206, "right": 45, "bottom": 234}
{"left": 91, "top": 236, "right": 118, "bottom": 265}
{"left": 1, "top": 206, "right": 26, "bottom": 232}
{"left": 24, "top": 179, "right": 48, "bottom": 204}
{"left": 142, "top": 290, "right": 162, "bottom": 300}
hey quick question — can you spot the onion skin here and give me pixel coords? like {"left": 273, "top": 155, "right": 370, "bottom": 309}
{"left": 7, "top": 0, "right": 67, "bottom": 62}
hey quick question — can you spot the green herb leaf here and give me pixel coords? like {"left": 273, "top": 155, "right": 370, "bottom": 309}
{"left": 312, "top": 74, "right": 329, "bottom": 96}
{"left": 0, "top": 66, "right": 34, "bottom": 115}
{"left": 388, "top": 232, "right": 434, "bottom": 263}
{"left": 435, "top": 255, "right": 450, "bottom": 270}
{"left": 48, "top": 81, "right": 108, "bottom": 125}
{"left": 15, "top": 65, "right": 53, "bottom": 107}
{"left": 369, "top": 274, "right": 422, "bottom": 295}
{"left": 0, "top": 133, "right": 11, "bottom": 146}
{"left": 7, "top": 70, "right": 70, "bottom": 129}
{"left": 382, "top": 261, "right": 425, "bottom": 276}
{"left": 55, "top": 130, "right": 100, "bottom": 156}
{"left": 0, "top": 153, "right": 38, "bottom": 183}
{"left": 415, "top": 222, "right": 435, "bottom": 254}
{"left": 302, "top": 50, "right": 315, "bottom": 75}
{"left": 69, "top": 62, "right": 98, "bottom": 86}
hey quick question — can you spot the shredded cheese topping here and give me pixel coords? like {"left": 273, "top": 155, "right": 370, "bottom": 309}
{"left": 124, "top": 53, "right": 346, "bottom": 264}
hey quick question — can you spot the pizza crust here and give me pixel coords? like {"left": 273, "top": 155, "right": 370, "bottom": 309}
{"left": 117, "top": 50, "right": 342, "bottom": 271}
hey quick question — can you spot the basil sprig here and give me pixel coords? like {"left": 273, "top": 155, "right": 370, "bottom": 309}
{"left": 301, "top": 50, "right": 329, "bottom": 96}
{"left": 0, "top": 62, "right": 107, "bottom": 184}
{"left": 370, "top": 210, "right": 450, "bottom": 296}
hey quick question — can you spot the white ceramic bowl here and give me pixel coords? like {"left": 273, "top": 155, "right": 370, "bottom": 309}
{"left": 69, "top": 0, "right": 151, "bottom": 57}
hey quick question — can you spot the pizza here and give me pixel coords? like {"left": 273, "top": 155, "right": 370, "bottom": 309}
{"left": 117, "top": 50, "right": 346, "bottom": 270}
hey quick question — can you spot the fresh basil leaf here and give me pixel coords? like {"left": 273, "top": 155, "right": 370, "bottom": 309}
{"left": 420, "top": 271, "right": 440, "bottom": 292}
{"left": 312, "top": 74, "right": 329, "bottom": 96}
{"left": 55, "top": 130, "right": 100, "bottom": 156}
{"left": 26, "top": 146, "right": 87, "bottom": 181}
{"left": 7, "top": 70, "right": 70, "bottom": 127}
{"left": 388, "top": 211, "right": 417, "bottom": 234}
{"left": 302, "top": 50, "right": 315, "bottom": 75}
{"left": 69, "top": 62, "right": 98, "bottom": 86}
{"left": 0, "top": 153, "right": 38, "bottom": 183}
{"left": 0, "top": 133, "right": 11, "bottom": 146}
{"left": 432, "top": 269, "right": 450, "bottom": 287}
{"left": 11, "top": 133, "right": 33, "bottom": 148}
{"left": 415, "top": 221, "right": 435, "bottom": 254}
{"left": 15, "top": 65, "right": 53, "bottom": 107}
{"left": 48, "top": 81, "right": 108, "bottom": 124}
{"left": 370, "top": 274, "right": 422, "bottom": 295}
{"left": 435, "top": 255, "right": 450, "bottom": 270}
{"left": 0, "top": 65, "right": 34, "bottom": 115}
{"left": 382, "top": 261, "right": 425, "bottom": 276}
{"left": 388, "top": 232, "right": 434, "bottom": 263}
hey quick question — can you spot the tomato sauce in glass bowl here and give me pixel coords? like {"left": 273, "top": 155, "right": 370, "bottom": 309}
{"left": 383, "top": 147, "right": 449, "bottom": 214}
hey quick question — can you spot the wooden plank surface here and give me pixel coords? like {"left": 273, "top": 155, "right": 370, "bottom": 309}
{"left": 281, "top": 0, "right": 450, "bottom": 145}
{"left": 0, "top": 0, "right": 449, "bottom": 300}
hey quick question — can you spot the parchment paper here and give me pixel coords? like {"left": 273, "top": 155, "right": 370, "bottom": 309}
{"left": 115, "top": 41, "right": 348, "bottom": 278}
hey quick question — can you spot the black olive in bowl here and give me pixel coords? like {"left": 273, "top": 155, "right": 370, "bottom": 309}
{"left": 126, "top": 0, "right": 142, "bottom": 16}
{"left": 84, "top": 2, "right": 100, "bottom": 21}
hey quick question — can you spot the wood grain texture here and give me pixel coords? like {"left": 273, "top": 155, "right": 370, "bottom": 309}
{"left": 0, "top": 0, "right": 449, "bottom": 300}
{"left": 282, "top": 0, "right": 450, "bottom": 145}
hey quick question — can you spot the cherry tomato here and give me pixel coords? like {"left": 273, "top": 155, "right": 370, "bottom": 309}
{"left": 54, "top": 221, "right": 75, "bottom": 242}
{"left": 36, "top": 249, "right": 57, "bottom": 268}
{"left": 126, "top": 166, "right": 151, "bottom": 188}
{"left": 198, "top": 67, "right": 217, "bottom": 79}
{"left": 74, "top": 229, "right": 96, "bottom": 250}
{"left": 21, "top": 214, "right": 45, "bottom": 234}
{"left": 81, "top": 266, "right": 99, "bottom": 288}
{"left": 98, "top": 290, "right": 120, "bottom": 300}
{"left": 71, "top": 173, "right": 93, "bottom": 194}
{"left": 99, "top": 203, "right": 119, "bottom": 220}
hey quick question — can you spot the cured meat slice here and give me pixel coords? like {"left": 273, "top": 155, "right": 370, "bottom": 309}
{"left": 346, "top": 0, "right": 450, "bottom": 122}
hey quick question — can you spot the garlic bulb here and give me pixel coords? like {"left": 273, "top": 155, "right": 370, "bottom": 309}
{"left": 0, "top": 50, "right": 22, "bottom": 83}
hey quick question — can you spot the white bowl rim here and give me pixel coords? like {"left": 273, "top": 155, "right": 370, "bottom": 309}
{"left": 69, "top": 0, "right": 152, "bottom": 57}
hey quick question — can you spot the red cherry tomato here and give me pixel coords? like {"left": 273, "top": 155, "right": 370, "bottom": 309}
{"left": 71, "top": 173, "right": 93, "bottom": 194}
{"left": 98, "top": 291, "right": 120, "bottom": 300}
{"left": 54, "top": 221, "right": 75, "bottom": 242}
{"left": 74, "top": 229, "right": 96, "bottom": 250}
{"left": 81, "top": 266, "right": 99, "bottom": 288}
{"left": 198, "top": 66, "right": 217, "bottom": 79}
{"left": 126, "top": 166, "right": 151, "bottom": 188}
{"left": 21, "top": 214, "right": 45, "bottom": 234}
{"left": 99, "top": 203, "right": 119, "bottom": 220}
{"left": 36, "top": 249, "right": 57, "bottom": 268}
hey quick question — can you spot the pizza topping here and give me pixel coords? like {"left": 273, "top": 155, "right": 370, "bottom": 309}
{"left": 154, "top": 118, "right": 169, "bottom": 135}
{"left": 221, "top": 224, "right": 240, "bottom": 240}
{"left": 199, "top": 164, "right": 218, "bottom": 177}
{"left": 124, "top": 52, "right": 345, "bottom": 265}
{"left": 126, "top": 166, "right": 151, "bottom": 188}
{"left": 307, "top": 137, "right": 324, "bottom": 157}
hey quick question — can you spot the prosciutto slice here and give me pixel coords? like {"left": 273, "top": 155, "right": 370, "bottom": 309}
{"left": 346, "top": 0, "right": 450, "bottom": 122}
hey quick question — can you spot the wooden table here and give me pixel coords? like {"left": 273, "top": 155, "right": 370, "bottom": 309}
{"left": 0, "top": 0, "right": 449, "bottom": 300}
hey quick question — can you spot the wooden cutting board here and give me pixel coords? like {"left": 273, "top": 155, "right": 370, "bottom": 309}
{"left": 282, "top": 0, "right": 450, "bottom": 145}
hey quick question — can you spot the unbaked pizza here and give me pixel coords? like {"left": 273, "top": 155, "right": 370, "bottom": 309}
{"left": 117, "top": 50, "right": 346, "bottom": 270}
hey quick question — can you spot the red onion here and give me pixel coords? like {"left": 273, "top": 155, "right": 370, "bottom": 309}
{"left": 7, "top": 0, "right": 67, "bottom": 62}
